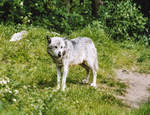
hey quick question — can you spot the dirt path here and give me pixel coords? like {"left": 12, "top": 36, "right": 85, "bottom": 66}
{"left": 115, "top": 69, "right": 150, "bottom": 108}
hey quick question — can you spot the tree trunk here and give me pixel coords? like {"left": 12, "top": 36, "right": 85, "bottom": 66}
{"left": 80, "top": 0, "right": 84, "bottom": 5}
{"left": 133, "top": 0, "right": 150, "bottom": 17}
{"left": 91, "top": 0, "right": 103, "bottom": 18}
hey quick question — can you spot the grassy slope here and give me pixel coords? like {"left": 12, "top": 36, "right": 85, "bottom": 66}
{"left": 0, "top": 24, "right": 150, "bottom": 115}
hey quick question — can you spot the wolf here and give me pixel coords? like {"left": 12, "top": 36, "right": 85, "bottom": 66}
{"left": 46, "top": 36, "right": 99, "bottom": 91}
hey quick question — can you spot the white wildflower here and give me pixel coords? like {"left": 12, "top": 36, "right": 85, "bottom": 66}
{"left": 23, "top": 85, "right": 27, "bottom": 89}
{"left": 9, "top": 90, "right": 12, "bottom": 94}
{"left": 20, "top": 2, "right": 23, "bottom": 6}
{"left": 2, "top": 80, "right": 7, "bottom": 84}
{"left": 21, "top": 16, "right": 23, "bottom": 19}
{"left": 28, "top": 19, "right": 30, "bottom": 23}
{"left": 13, "top": 98, "right": 17, "bottom": 102}
{"left": 14, "top": 90, "right": 19, "bottom": 94}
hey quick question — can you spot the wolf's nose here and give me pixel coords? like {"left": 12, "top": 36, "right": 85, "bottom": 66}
{"left": 58, "top": 52, "right": 61, "bottom": 57}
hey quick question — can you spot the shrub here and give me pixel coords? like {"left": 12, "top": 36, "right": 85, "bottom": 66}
{"left": 98, "top": 0, "right": 148, "bottom": 42}
{"left": 0, "top": 0, "right": 25, "bottom": 23}
{"left": 0, "top": 0, "right": 92, "bottom": 33}
{"left": 0, "top": 0, "right": 149, "bottom": 44}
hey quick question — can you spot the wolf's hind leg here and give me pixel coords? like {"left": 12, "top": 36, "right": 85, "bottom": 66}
{"left": 80, "top": 63, "right": 90, "bottom": 84}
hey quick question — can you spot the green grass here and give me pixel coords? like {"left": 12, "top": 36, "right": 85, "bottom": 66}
{"left": 0, "top": 23, "right": 150, "bottom": 114}
{"left": 132, "top": 100, "right": 150, "bottom": 115}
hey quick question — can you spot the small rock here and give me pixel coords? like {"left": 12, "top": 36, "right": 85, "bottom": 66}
{"left": 10, "top": 30, "right": 28, "bottom": 42}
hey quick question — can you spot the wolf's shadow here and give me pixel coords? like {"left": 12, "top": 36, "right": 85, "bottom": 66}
{"left": 38, "top": 75, "right": 85, "bottom": 88}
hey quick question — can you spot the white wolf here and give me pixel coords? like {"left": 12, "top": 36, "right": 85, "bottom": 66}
{"left": 46, "top": 36, "right": 99, "bottom": 91}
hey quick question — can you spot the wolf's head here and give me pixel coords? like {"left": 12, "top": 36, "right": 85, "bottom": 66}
{"left": 46, "top": 36, "right": 66, "bottom": 59}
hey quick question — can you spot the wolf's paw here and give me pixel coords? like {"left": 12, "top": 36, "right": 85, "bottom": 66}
{"left": 90, "top": 83, "right": 96, "bottom": 87}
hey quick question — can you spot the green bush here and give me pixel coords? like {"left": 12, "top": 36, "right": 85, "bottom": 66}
{"left": 0, "top": 0, "right": 25, "bottom": 23}
{"left": 98, "top": 0, "right": 148, "bottom": 42}
{"left": 0, "top": 0, "right": 149, "bottom": 44}
{"left": 0, "top": 0, "right": 92, "bottom": 33}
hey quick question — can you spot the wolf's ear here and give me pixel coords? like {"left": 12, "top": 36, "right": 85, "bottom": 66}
{"left": 46, "top": 35, "right": 51, "bottom": 44}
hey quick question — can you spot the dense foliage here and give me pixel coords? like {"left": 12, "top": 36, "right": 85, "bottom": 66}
{"left": 0, "top": 0, "right": 149, "bottom": 45}
{"left": 98, "top": 0, "right": 148, "bottom": 41}
{"left": 0, "top": 0, "right": 92, "bottom": 33}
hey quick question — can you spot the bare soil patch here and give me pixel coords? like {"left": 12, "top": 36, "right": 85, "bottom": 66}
{"left": 116, "top": 69, "right": 150, "bottom": 108}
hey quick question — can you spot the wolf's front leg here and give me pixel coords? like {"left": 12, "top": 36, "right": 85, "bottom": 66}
{"left": 56, "top": 66, "right": 61, "bottom": 90}
{"left": 62, "top": 65, "right": 68, "bottom": 91}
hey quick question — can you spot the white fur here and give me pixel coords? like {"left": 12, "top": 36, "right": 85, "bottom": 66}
{"left": 10, "top": 31, "right": 28, "bottom": 42}
{"left": 47, "top": 36, "right": 99, "bottom": 91}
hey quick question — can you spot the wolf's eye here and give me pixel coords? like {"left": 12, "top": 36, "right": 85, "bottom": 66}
{"left": 55, "top": 46, "right": 57, "bottom": 48}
